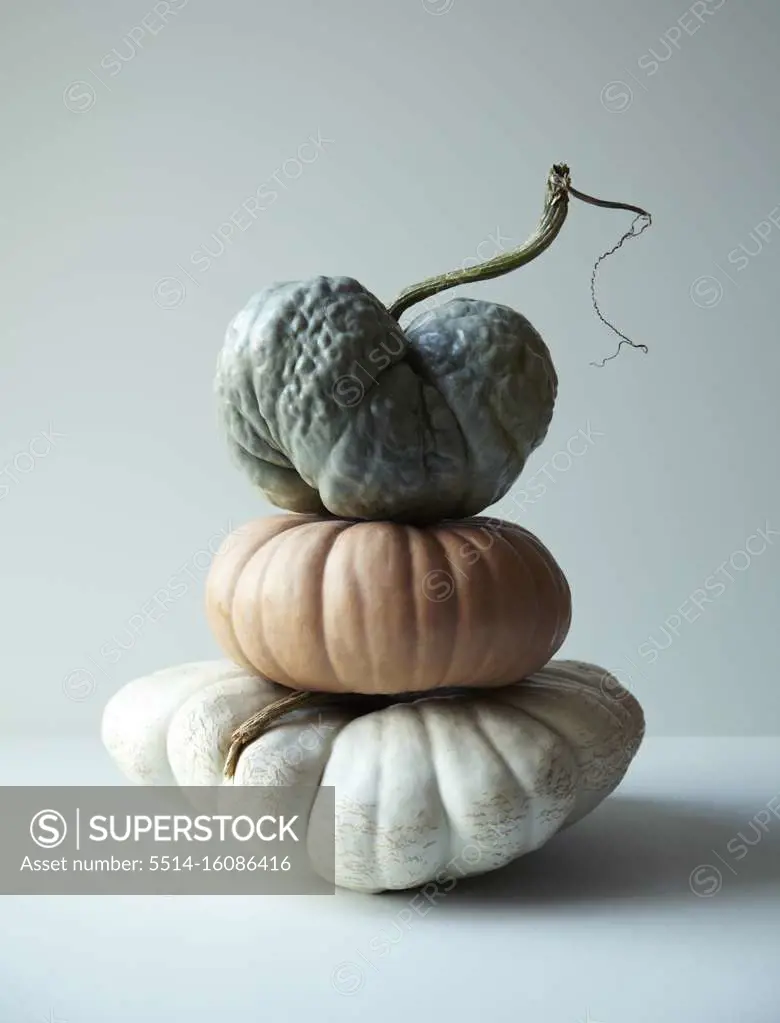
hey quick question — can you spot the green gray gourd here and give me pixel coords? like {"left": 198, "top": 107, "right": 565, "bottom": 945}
{"left": 215, "top": 165, "right": 650, "bottom": 522}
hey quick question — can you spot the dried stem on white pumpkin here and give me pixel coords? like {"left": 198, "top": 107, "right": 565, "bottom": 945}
{"left": 224, "top": 690, "right": 319, "bottom": 779}
{"left": 387, "top": 163, "right": 652, "bottom": 365}
{"left": 224, "top": 689, "right": 396, "bottom": 778}
{"left": 224, "top": 687, "right": 464, "bottom": 778}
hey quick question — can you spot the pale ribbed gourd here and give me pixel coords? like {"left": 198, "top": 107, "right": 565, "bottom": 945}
{"left": 100, "top": 658, "right": 645, "bottom": 893}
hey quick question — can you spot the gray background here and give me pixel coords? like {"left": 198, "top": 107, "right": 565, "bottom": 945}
{"left": 2, "top": 0, "right": 779, "bottom": 738}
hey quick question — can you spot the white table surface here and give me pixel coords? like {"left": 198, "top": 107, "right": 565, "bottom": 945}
{"left": 0, "top": 736, "right": 778, "bottom": 1023}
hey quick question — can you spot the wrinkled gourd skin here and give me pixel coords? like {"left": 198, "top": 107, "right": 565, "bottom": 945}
{"left": 215, "top": 276, "right": 556, "bottom": 523}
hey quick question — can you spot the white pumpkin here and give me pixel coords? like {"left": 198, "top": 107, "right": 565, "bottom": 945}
{"left": 101, "top": 659, "right": 644, "bottom": 893}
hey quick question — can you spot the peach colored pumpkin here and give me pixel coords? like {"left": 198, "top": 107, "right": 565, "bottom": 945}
{"left": 205, "top": 514, "right": 571, "bottom": 695}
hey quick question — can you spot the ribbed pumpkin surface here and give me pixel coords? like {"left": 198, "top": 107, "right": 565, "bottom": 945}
{"left": 205, "top": 514, "right": 571, "bottom": 694}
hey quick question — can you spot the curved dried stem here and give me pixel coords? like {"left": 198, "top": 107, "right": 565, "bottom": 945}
{"left": 387, "top": 164, "right": 653, "bottom": 364}
{"left": 224, "top": 690, "right": 319, "bottom": 779}
{"left": 388, "top": 164, "right": 572, "bottom": 321}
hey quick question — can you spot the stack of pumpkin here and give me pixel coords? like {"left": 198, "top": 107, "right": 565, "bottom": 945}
{"left": 103, "top": 167, "right": 646, "bottom": 892}
{"left": 103, "top": 274, "right": 644, "bottom": 893}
